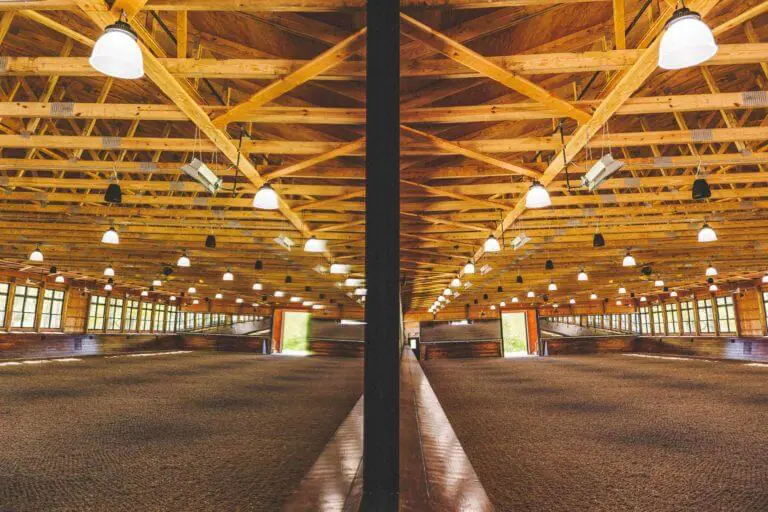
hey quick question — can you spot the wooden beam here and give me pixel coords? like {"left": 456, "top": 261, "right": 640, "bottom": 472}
{"left": 612, "top": 0, "right": 625, "bottom": 50}
{"left": 212, "top": 27, "right": 367, "bottom": 128}
{"left": 401, "top": 125, "right": 541, "bottom": 179}
{"left": 176, "top": 10, "right": 187, "bottom": 58}
{"left": 400, "top": 13, "right": 591, "bottom": 123}
{"left": 263, "top": 137, "right": 365, "bottom": 181}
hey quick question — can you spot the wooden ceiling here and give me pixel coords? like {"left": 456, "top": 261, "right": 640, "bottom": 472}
{"left": 0, "top": 0, "right": 766, "bottom": 316}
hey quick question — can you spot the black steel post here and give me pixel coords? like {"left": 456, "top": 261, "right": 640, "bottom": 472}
{"left": 363, "top": 0, "right": 400, "bottom": 508}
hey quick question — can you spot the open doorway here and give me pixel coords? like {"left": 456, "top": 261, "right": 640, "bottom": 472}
{"left": 281, "top": 311, "right": 312, "bottom": 355}
{"left": 501, "top": 312, "right": 530, "bottom": 357}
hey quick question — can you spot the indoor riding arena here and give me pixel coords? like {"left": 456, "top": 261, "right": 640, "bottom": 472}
{"left": 0, "top": 0, "right": 767, "bottom": 510}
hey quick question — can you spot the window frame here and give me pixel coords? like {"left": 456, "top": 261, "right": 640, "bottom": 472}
{"left": 11, "top": 285, "right": 40, "bottom": 330}
{"left": 697, "top": 298, "right": 716, "bottom": 334}
{"left": 107, "top": 297, "right": 124, "bottom": 332}
{"left": 87, "top": 294, "right": 107, "bottom": 331}
{"left": 715, "top": 296, "right": 737, "bottom": 334}
{"left": 40, "top": 288, "right": 65, "bottom": 330}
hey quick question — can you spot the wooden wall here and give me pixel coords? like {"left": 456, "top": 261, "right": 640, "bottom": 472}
{"left": 419, "top": 340, "right": 502, "bottom": 360}
{"left": 736, "top": 288, "right": 765, "bottom": 337}
{"left": 544, "top": 336, "right": 637, "bottom": 355}
{"left": 420, "top": 320, "right": 501, "bottom": 343}
{"left": 63, "top": 290, "right": 89, "bottom": 332}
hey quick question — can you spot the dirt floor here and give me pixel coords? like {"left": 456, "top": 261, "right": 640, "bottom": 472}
{"left": 423, "top": 354, "right": 768, "bottom": 512}
{"left": 0, "top": 352, "right": 362, "bottom": 512}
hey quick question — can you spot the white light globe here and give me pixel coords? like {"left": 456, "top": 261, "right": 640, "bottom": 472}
{"left": 658, "top": 9, "right": 718, "bottom": 70}
{"left": 622, "top": 253, "right": 636, "bottom": 267}
{"left": 101, "top": 226, "right": 119, "bottom": 245}
{"left": 177, "top": 253, "right": 191, "bottom": 267}
{"left": 104, "top": 265, "right": 115, "bottom": 277}
{"left": 89, "top": 21, "right": 144, "bottom": 79}
{"left": 525, "top": 182, "right": 551, "bottom": 208}
{"left": 463, "top": 261, "right": 475, "bottom": 274}
{"left": 253, "top": 184, "right": 279, "bottom": 210}
{"left": 706, "top": 265, "right": 718, "bottom": 277}
{"left": 698, "top": 224, "right": 717, "bottom": 243}
{"left": 578, "top": 270, "right": 588, "bottom": 281}
{"left": 484, "top": 235, "right": 501, "bottom": 253}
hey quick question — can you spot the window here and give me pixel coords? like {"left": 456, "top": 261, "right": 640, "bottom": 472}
{"left": 107, "top": 298, "right": 124, "bottom": 331}
{"left": 196, "top": 313, "right": 203, "bottom": 329}
{"left": 620, "top": 314, "right": 629, "bottom": 332}
{"left": 630, "top": 312, "right": 640, "bottom": 333}
{"left": 651, "top": 304, "right": 664, "bottom": 335}
{"left": 154, "top": 304, "right": 166, "bottom": 332}
{"left": 167, "top": 305, "right": 177, "bottom": 332}
{"left": 716, "top": 296, "right": 737, "bottom": 334}
{"left": 40, "top": 289, "right": 65, "bottom": 329}
{"left": 11, "top": 285, "right": 39, "bottom": 329}
{"left": 0, "top": 283, "right": 9, "bottom": 328}
{"left": 140, "top": 302, "right": 153, "bottom": 331}
{"left": 680, "top": 301, "right": 695, "bottom": 333}
{"left": 125, "top": 300, "right": 139, "bottom": 331}
{"left": 665, "top": 303, "right": 679, "bottom": 334}
{"left": 639, "top": 307, "right": 651, "bottom": 334}
{"left": 87, "top": 295, "right": 107, "bottom": 331}
{"left": 697, "top": 299, "right": 715, "bottom": 334}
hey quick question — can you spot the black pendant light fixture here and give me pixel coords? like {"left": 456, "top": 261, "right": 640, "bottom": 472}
{"left": 692, "top": 178, "right": 711, "bottom": 200}
{"left": 497, "top": 285, "right": 503, "bottom": 293}
{"left": 545, "top": 259, "right": 554, "bottom": 270}
{"left": 49, "top": 266, "right": 57, "bottom": 274}
{"left": 254, "top": 259, "right": 263, "bottom": 270}
{"left": 593, "top": 232, "right": 606, "bottom": 247}
{"left": 516, "top": 274, "right": 523, "bottom": 284}
{"left": 205, "top": 234, "right": 216, "bottom": 248}
{"left": 104, "top": 183, "right": 122, "bottom": 204}
{"left": 285, "top": 275, "right": 293, "bottom": 284}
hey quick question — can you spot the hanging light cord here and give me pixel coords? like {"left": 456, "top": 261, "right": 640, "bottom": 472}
{"left": 559, "top": 121, "right": 575, "bottom": 191}
{"left": 217, "top": 130, "right": 246, "bottom": 194}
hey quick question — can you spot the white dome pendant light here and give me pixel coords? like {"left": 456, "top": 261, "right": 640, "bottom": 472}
{"left": 622, "top": 250, "right": 636, "bottom": 267}
{"left": 525, "top": 181, "right": 551, "bottom": 209}
{"left": 484, "top": 234, "right": 501, "bottom": 253}
{"left": 658, "top": 2, "right": 718, "bottom": 70}
{"left": 101, "top": 225, "right": 120, "bottom": 245}
{"left": 89, "top": 14, "right": 144, "bottom": 79}
{"left": 253, "top": 183, "right": 279, "bottom": 210}
{"left": 698, "top": 223, "right": 717, "bottom": 243}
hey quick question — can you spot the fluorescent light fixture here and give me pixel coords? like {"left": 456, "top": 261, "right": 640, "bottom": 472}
{"left": 344, "top": 278, "right": 364, "bottom": 287}
{"left": 252, "top": 283, "right": 263, "bottom": 291}
{"left": 253, "top": 183, "right": 279, "bottom": 210}
{"left": 101, "top": 226, "right": 119, "bottom": 245}
{"left": 29, "top": 246, "right": 44, "bottom": 262}
{"left": 177, "top": 252, "right": 191, "bottom": 267}
{"left": 578, "top": 269, "right": 588, "bottom": 281}
{"left": 525, "top": 181, "right": 551, "bottom": 208}
{"left": 450, "top": 277, "right": 461, "bottom": 288}
{"left": 464, "top": 260, "right": 475, "bottom": 274}
{"left": 330, "top": 263, "right": 351, "bottom": 275}
{"left": 290, "top": 296, "right": 302, "bottom": 303}
{"left": 187, "top": 286, "right": 196, "bottom": 294}
{"left": 313, "top": 265, "right": 328, "bottom": 274}
{"left": 622, "top": 251, "right": 636, "bottom": 267}
{"left": 511, "top": 232, "right": 531, "bottom": 250}
{"left": 55, "top": 275, "right": 65, "bottom": 283}
{"left": 152, "top": 279, "right": 162, "bottom": 287}
{"left": 706, "top": 265, "right": 718, "bottom": 277}
{"left": 273, "top": 234, "right": 295, "bottom": 251}
{"left": 181, "top": 158, "right": 222, "bottom": 194}
{"left": 698, "top": 223, "right": 717, "bottom": 243}
{"left": 274, "top": 290, "right": 285, "bottom": 298}
{"left": 302, "top": 301, "right": 314, "bottom": 307}
{"left": 658, "top": 6, "right": 718, "bottom": 70}
{"left": 89, "top": 19, "right": 144, "bottom": 79}
{"left": 480, "top": 264, "right": 492, "bottom": 276}
{"left": 354, "top": 288, "right": 367, "bottom": 296}
{"left": 215, "top": 293, "right": 223, "bottom": 299}
{"left": 484, "top": 234, "right": 501, "bottom": 253}
{"left": 548, "top": 281, "right": 557, "bottom": 291}
{"left": 303, "top": 236, "right": 327, "bottom": 253}
{"left": 222, "top": 269, "right": 234, "bottom": 281}
{"left": 581, "top": 153, "right": 624, "bottom": 191}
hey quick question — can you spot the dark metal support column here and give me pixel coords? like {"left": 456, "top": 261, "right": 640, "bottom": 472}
{"left": 363, "top": 0, "right": 400, "bottom": 508}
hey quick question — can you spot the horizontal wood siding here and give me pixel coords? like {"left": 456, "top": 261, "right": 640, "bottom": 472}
{"left": 420, "top": 320, "right": 501, "bottom": 343}
{"left": 309, "top": 339, "right": 364, "bottom": 357}
{"left": 544, "top": 336, "right": 637, "bottom": 355}
{"left": 419, "top": 340, "right": 502, "bottom": 360}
